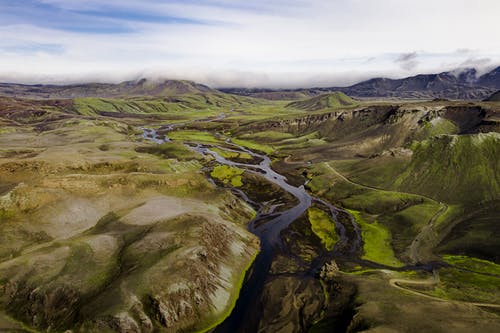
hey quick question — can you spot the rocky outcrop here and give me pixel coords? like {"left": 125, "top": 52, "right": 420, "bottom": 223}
{"left": 239, "top": 111, "right": 342, "bottom": 135}
{"left": 238, "top": 104, "right": 498, "bottom": 157}
{"left": 319, "top": 260, "right": 340, "bottom": 281}
{"left": 258, "top": 276, "right": 325, "bottom": 333}
{"left": 0, "top": 202, "right": 258, "bottom": 332}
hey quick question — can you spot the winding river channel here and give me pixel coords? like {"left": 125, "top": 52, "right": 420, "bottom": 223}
{"left": 140, "top": 119, "right": 451, "bottom": 332}
{"left": 141, "top": 123, "right": 366, "bottom": 331}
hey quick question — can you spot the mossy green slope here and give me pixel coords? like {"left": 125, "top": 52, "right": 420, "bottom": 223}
{"left": 307, "top": 207, "right": 339, "bottom": 251}
{"left": 73, "top": 93, "right": 259, "bottom": 117}
{"left": 211, "top": 165, "right": 245, "bottom": 187}
{"left": 333, "top": 132, "right": 500, "bottom": 205}
{"left": 394, "top": 133, "right": 500, "bottom": 204}
{"left": 286, "top": 92, "right": 357, "bottom": 111}
{"left": 348, "top": 209, "right": 403, "bottom": 267}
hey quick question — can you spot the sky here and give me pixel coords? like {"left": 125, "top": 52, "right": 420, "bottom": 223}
{"left": 0, "top": 0, "right": 499, "bottom": 88}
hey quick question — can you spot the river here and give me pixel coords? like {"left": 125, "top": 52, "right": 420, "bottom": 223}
{"left": 140, "top": 125, "right": 364, "bottom": 332}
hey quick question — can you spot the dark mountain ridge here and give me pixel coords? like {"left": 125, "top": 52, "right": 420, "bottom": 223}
{"left": 485, "top": 90, "right": 500, "bottom": 102}
{"left": 1, "top": 66, "right": 499, "bottom": 100}
{"left": 222, "top": 66, "right": 500, "bottom": 100}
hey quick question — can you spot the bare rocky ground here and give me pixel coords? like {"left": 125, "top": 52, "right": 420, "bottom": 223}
{"left": 0, "top": 117, "right": 259, "bottom": 332}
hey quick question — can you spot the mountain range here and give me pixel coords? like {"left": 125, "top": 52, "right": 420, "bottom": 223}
{"left": 222, "top": 67, "right": 500, "bottom": 100}
{"left": 0, "top": 66, "right": 499, "bottom": 101}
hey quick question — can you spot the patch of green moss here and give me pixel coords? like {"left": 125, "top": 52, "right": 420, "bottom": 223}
{"left": 307, "top": 207, "right": 339, "bottom": 251}
{"left": 433, "top": 204, "right": 462, "bottom": 230}
{"left": 436, "top": 203, "right": 499, "bottom": 262}
{"left": 443, "top": 255, "right": 500, "bottom": 275}
{"left": 210, "top": 165, "right": 244, "bottom": 187}
{"left": 0, "top": 209, "right": 14, "bottom": 221}
{"left": 240, "top": 131, "right": 294, "bottom": 141}
{"left": 421, "top": 118, "right": 458, "bottom": 137}
{"left": 379, "top": 202, "right": 441, "bottom": 254}
{"left": 287, "top": 92, "right": 357, "bottom": 111}
{"left": 73, "top": 94, "right": 259, "bottom": 119}
{"left": 394, "top": 133, "right": 500, "bottom": 204}
{"left": 348, "top": 209, "right": 402, "bottom": 267}
{"left": 210, "top": 148, "right": 252, "bottom": 160}
{"left": 231, "top": 138, "right": 274, "bottom": 154}
{"left": 426, "top": 267, "right": 500, "bottom": 303}
{"left": 0, "top": 128, "right": 15, "bottom": 135}
{"left": 169, "top": 130, "right": 220, "bottom": 143}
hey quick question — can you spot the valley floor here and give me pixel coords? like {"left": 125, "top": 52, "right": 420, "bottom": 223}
{"left": 0, "top": 93, "right": 499, "bottom": 332}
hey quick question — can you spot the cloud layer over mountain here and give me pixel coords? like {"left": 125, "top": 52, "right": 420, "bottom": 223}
{"left": 0, "top": 0, "right": 499, "bottom": 88}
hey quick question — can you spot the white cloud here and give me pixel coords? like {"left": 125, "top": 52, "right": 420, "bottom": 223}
{"left": 0, "top": 0, "right": 498, "bottom": 87}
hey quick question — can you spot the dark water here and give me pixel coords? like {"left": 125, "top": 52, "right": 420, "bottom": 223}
{"left": 190, "top": 144, "right": 360, "bottom": 332}
{"left": 141, "top": 127, "right": 362, "bottom": 331}
{"left": 141, "top": 123, "right": 451, "bottom": 332}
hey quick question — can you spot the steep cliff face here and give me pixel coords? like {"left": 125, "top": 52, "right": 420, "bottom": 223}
{"left": 240, "top": 103, "right": 497, "bottom": 150}
{"left": 239, "top": 111, "right": 342, "bottom": 135}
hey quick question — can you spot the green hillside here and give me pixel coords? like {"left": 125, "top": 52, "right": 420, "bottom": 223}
{"left": 72, "top": 93, "right": 258, "bottom": 116}
{"left": 286, "top": 92, "right": 357, "bottom": 111}
{"left": 393, "top": 133, "right": 500, "bottom": 204}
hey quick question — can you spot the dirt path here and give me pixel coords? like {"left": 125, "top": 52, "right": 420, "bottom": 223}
{"left": 283, "top": 155, "right": 305, "bottom": 165}
{"left": 408, "top": 203, "right": 448, "bottom": 263}
{"left": 322, "top": 162, "right": 440, "bottom": 204}
{"left": 389, "top": 271, "right": 500, "bottom": 309}
{"left": 320, "top": 162, "right": 500, "bottom": 309}
{"left": 321, "top": 162, "right": 451, "bottom": 263}
{"left": 323, "top": 162, "right": 384, "bottom": 192}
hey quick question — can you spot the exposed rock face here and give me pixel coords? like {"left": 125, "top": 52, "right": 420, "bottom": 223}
{"left": 4, "top": 282, "right": 81, "bottom": 330}
{"left": 333, "top": 68, "right": 499, "bottom": 99}
{"left": 259, "top": 276, "right": 324, "bottom": 333}
{"left": 485, "top": 90, "right": 500, "bottom": 101}
{"left": 319, "top": 260, "right": 340, "bottom": 281}
{"left": 0, "top": 191, "right": 258, "bottom": 332}
{"left": 239, "top": 103, "right": 498, "bottom": 158}
{"left": 239, "top": 111, "right": 342, "bottom": 135}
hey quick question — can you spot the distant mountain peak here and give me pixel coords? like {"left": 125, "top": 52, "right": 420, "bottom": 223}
{"left": 222, "top": 66, "right": 500, "bottom": 101}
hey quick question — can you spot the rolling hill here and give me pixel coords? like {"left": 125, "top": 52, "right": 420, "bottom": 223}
{"left": 286, "top": 92, "right": 357, "bottom": 111}
{"left": 0, "top": 78, "right": 215, "bottom": 99}
{"left": 1, "top": 77, "right": 499, "bottom": 332}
